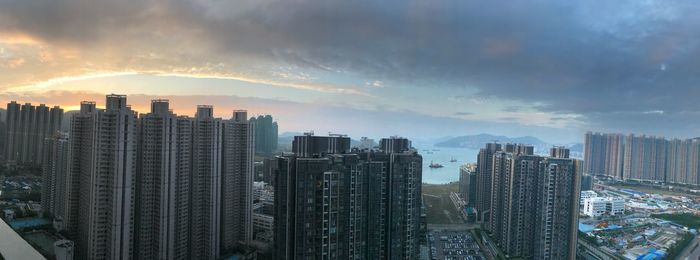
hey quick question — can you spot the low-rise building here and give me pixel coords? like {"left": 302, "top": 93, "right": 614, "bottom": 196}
{"left": 584, "top": 197, "right": 625, "bottom": 217}
{"left": 584, "top": 197, "right": 607, "bottom": 217}
{"left": 581, "top": 190, "right": 598, "bottom": 205}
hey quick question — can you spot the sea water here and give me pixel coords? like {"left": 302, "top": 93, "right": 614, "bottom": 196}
{"left": 416, "top": 145, "right": 480, "bottom": 184}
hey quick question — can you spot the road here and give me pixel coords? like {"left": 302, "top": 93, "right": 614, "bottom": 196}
{"left": 679, "top": 235, "right": 700, "bottom": 260}
{"left": 427, "top": 223, "right": 479, "bottom": 231}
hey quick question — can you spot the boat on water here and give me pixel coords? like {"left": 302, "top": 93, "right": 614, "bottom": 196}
{"left": 449, "top": 157, "right": 457, "bottom": 162}
{"left": 429, "top": 161, "right": 444, "bottom": 168}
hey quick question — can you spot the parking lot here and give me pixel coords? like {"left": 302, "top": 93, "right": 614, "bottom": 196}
{"left": 428, "top": 231, "right": 484, "bottom": 260}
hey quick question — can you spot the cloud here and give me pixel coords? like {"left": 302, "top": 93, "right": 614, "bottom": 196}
{"left": 1, "top": 0, "right": 700, "bottom": 138}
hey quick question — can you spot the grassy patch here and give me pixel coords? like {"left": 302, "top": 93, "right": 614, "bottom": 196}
{"left": 607, "top": 183, "right": 696, "bottom": 197}
{"left": 422, "top": 183, "right": 463, "bottom": 224}
{"left": 651, "top": 213, "right": 700, "bottom": 229}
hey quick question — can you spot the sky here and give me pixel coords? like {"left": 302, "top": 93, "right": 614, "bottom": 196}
{"left": 1, "top": 0, "right": 700, "bottom": 144}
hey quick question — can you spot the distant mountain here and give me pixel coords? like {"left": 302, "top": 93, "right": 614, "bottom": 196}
{"left": 435, "top": 133, "right": 583, "bottom": 156}
{"left": 567, "top": 143, "right": 583, "bottom": 153}
{"left": 279, "top": 131, "right": 303, "bottom": 137}
{"left": 435, "top": 133, "right": 545, "bottom": 148}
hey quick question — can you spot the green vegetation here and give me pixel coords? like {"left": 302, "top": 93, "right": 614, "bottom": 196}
{"left": 664, "top": 232, "right": 694, "bottom": 260}
{"left": 422, "top": 182, "right": 463, "bottom": 224}
{"left": 652, "top": 213, "right": 700, "bottom": 229}
{"left": 0, "top": 190, "right": 41, "bottom": 202}
{"left": 578, "top": 231, "right": 599, "bottom": 246}
{"left": 607, "top": 182, "right": 695, "bottom": 197}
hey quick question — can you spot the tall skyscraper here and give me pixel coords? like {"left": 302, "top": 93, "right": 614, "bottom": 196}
{"left": 249, "top": 115, "right": 278, "bottom": 155}
{"left": 190, "top": 105, "right": 223, "bottom": 260}
{"left": 134, "top": 100, "right": 192, "bottom": 260}
{"left": 65, "top": 101, "right": 96, "bottom": 239}
{"left": 370, "top": 137, "right": 422, "bottom": 259}
{"left": 221, "top": 110, "right": 255, "bottom": 253}
{"left": 480, "top": 145, "right": 580, "bottom": 259}
{"left": 41, "top": 132, "right": 70, "bottom": 219}
{"left": 623, "top": 134, "right": 667, "bottom": 182}
{"left": 475, "top": 143, "right": 501, "bottom": 223}
{"left": 68, "top": 95, "right": 138, "bottom": 260}
{"left": 488, "top": 144, "right": 537, "bottom": 255}
{"left": 0, "top": 109, "right": 6, "bottom": 162}
{"left": 533, "top": 156, "right": 581, "bottom": 260}
{"left": 4, "top": 101, "right": 63, "bottom": 165}
{"left": 458, "top": 164, "right": 477, "bottom": 207}
{"left": 274, "top": 135, "right": 422, "bottom": 260}
{"left": 550, "top": 146, "right": 570, "bottom": 159}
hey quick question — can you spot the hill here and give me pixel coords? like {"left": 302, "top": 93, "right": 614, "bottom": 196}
{"left": 435, "top": 133, "right": 582, "bottom": 154}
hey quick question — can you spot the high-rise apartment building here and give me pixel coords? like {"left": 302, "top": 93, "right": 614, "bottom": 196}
{"left": 458, "top": 164, "right": 477, "bottom": 207}
{"left": 190, "top": 105, "right": 223, "bottom": 260}
{"left": 489, "top": 145, "right": 539, "bottom": 257}
{"left": 533, "top": 157, "right": 580, "bottom": 260}
{"left": 480, "top": 145, "right": 580, "bottom": 260}
{"left": 221, "top": 110, "right": 255, "bottom": 253}
{"left": 370, "top": 137, "right": 422, "bottom": 259}
{"left": 4, "top": 101, "right": 63, "bottom": 165}
{"left": 41, "top": 132, "right": 70, "bottom": 219}
{"left": 623, "top": 134, "right": 666, "bottom": 182}
{"left": 64, "top": 101, "right": 96, "bottom": 238}
{"left": 67, "top": 95, "right": 138, "bottom": 260}
{"left": 583, "top": 132, "right": 624, "bottom": 178}
{"left": 475, "top": 143, "right": 501, "bottom": 223}
{"left": 584, "top": 132, "right": 700, "bottom": 185}
{"left": 274, "top": 135, "right": 422, "bottom": 260}
{"left": 134, "top": 100, "right": 192, "bottom": 260}
{"left": 550, "top": 146, "right": 570, "bottom": 159}
{"left": 249, "top": 115, "right": 278, "bottom": 155}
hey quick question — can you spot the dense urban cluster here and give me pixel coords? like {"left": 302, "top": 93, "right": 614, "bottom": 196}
{"left": 274, "top": 135, "right": 424, "bottom": 259}
{"left": 3, "top": 96, "right": 700, "bottom": 260}
{"left": 2, "top": 95, "right": 256, "bottom": 259}
{"left": 584, "top": 132, "right": 700, "bottom": 185}
{"left": 0, "top": 95, "right": 425, "bottom": 260}
{"left": 459, "top": 143, "right": 581, "bottom": 259}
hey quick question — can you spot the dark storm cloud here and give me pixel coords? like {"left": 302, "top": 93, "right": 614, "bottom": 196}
{"left": 2, "top": 0, "right": 700, "bottom": 135}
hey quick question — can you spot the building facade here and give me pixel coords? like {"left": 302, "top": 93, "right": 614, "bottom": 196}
{"left": 584, "top": 132, "right": 700, "bottom": 186}
{"left": 475, "top": 143, "right": 502, "bottom": 223}
{"left": 134, "top": 100, "right": 194, "bottom": 260}
{"left": 190, "top": 105, "right": 223, "bottom": 260}
{"left": 458, "top": 164, "right": 477, "bottom": 207}
{"left": 274, "top": 135, "right": 422, "bottom": 260}
{"left": 41, "top": 132, "right": 70, "bottom": 219}
{"left": 67, "top": 95, "right": 138, "bottom": 260}
{"left": 478, "top": 145, "right": 581, "bottom": 260}
{"left": 221, "top": 110, "right": 255, "bottom": 253}
{"left": 249, "top": 115, "right": 278, "bottom": 155}
{"left": 5, "top": 101, "right": 63, "bottom": 165}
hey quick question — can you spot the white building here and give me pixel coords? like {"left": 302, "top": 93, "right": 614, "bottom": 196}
{"left": 584, "top": 197, "right": 625, "bottom": 217}
{"left": 606, "top": 197, "right": 625, "bottom": 215}
{"left": 584, "top": 197, "right": 607, "bottom": 216}
{"left": 580, "top": 190, "right": 598, "bottom": 205}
